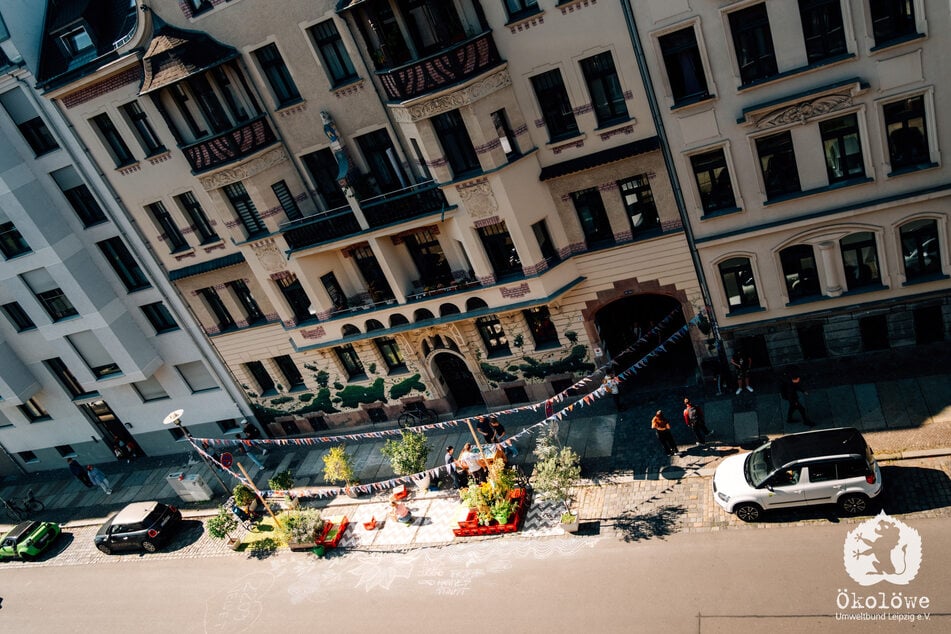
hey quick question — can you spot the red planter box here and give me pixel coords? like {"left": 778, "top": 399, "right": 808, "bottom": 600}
{"left": 453, "top": 489, "right": 529, "bottom": 537}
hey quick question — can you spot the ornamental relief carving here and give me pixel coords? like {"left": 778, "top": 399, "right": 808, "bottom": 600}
{"left": 752, "top": 92, "right": 853, "bottom": 129}
{"left": 456, "top": 179, "right": 498, "bottom": 219}
{"left": 250, "top": 238, "right": 286, "bottom": 274}
{"left": 198, "top": 146, "right": 288, "bottom": 190}
{"left": 392, "top": 69, "right": 512, "bottom": 123}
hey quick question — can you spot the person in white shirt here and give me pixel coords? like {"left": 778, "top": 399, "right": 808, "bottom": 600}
{"left": 460, "top": 442, "right": 486, "bottom": 484}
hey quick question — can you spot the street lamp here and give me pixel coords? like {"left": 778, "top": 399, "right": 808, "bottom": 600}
{"left": 163, "top": 409, "right": 229, "bottom": 494}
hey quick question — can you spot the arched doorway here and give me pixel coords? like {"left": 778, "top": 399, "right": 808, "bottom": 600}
{"left": 432, "top": 352, "right": 484, "bottom": 409}
{"left": 593, "top": 294, "right": 696, "bottom": 388}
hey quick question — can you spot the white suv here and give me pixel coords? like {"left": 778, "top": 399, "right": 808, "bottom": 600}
{"left": 713, "top": 427, "right": 883, "bottom": 522}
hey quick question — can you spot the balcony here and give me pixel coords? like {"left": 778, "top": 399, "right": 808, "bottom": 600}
{"left": 181, "top": 116, "right": 278, "bottom": 174}
{"left": 282, "top": 208, "right": 362, "bottom": 251}
{"left": 376, "top": 31, "right": 504, "bottom": 102}
{"left": 360, "top": 181, "right": 449, "bottom": 229}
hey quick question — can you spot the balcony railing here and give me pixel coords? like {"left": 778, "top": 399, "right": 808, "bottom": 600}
{"left": 282, "top": 208, "right": 362, "bottom": 251}
{"left": 376, "top": 31, "right": 504, "bottom": 102}
{"left": 360, "top": 181, "right": 449, "bottom": 228}
{"left": 181, "top": 116, "right": 278, "bottom": 174}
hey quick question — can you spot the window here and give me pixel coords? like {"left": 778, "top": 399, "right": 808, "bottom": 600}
{"left": 168, "top": 426, "right": 187, "bottom": 442}
{"left": 60, "top": 26, "right": 93, "bottom": 56}
{"left": 1, "top": 89, "right": 60, "bottom": 155}
{"left": 254, "top": 43, "right": 300, "bottom": 108}
{"left": 756, "top": 131, "right": 801, "bottom": 198}
{"left": 223, "top": 182, "right": 267, "bottom": 237}
{"left": 52, "top": 166, "right": 108, "bottom": 227}
{"left": 618, "top": 175, "right": 660, "bottom": 235}
{"left": 405, "top": 229, "right": 453, "bottom": 286}
{"left": 478, "top": 222, "right": 521, "bottom": 279}
{"left": 98, "top": 237, "right": 151, "bottom": 292}
{"left": 169, "top": 83, "right": 206, "bottom": 138}
{"left": 352, "top": 245, "right": 394, "bottom": 302}
{"left": 217, "top": 418, "right": 241, "bottom": 434}
{"left": 228, "top": 280, "right": 265, "bottom": 325}
{"left": 22, "top": 268, "right": 78, "bottom": 321}
{"left": 91, "top": 113, "right": 134, "bottom": 167}
{"left": 719, "top": 257, "right": 760, "bottom": 310}
{"left": 44, "top": 358, "right": 94, "bottom": 398}
{"left": 68, "top": 331, "right": 121, "bottom": 378}
{"left": 302, "top": 148, "right": 347, "bottom": 209}
{"left": 119, "top": 101, "right": 164, "bottom": 156}
{"left": 729, "top": 3, "right": 777, "bottom": 85}
{"left": 321, "top": 271, "right": 348, "bottom": 312}
{"left": 530, "top": 69, "right": 578, "bottom": 142}
{"left": 18, "top": 450, "right": 39, "bottom": 463}
{"left": 375, "top": 338, "right": 406, "bottom": 372}
{"left": 799, "top": 0, "right": 847, "bottom": 63}
{"left": 504, "top": 0, "right": 539, "bottom": 21}
{"left": 0, "top": 221, "right": 31, "bottom": 258}
{"left": 524, "top": 306, "right": 559, "bottom": 348}
{"left": 176, "top": 361, "right": 218, "bottom": 392}
{"left": 2, "top": 301, "right": 35, "bottom": 331}
{"left": 308, "top": 20, "right": 358, "bottom": 87}
{"left": 900, "top": 218, "right": 941, "bottom": 281}
{"left": 820, "top": 114, "right": 865, "bottom": 183}
{"left": 19, "top": 397, "right": 50, "bottom": 422}
{"left": 491, "top": 109, "right": 520, "bottom": 160}
{"left": 432, "top": 109, "right": 481, "bottom": 177}
{"left": 532, "top": 219, "right": 559, "bottom": 264}
{"left": 659, "top": 27, "right": 710, "bottom": 105}
{"left": 276, "top": 274, "right": 313, "bottom": 323}
{"left": 883, "top": 95, "right": 929, "bottom": 171}
{"left": 409, "top": 138, "right": 432, "bottom": 180}
{"left": 55, "top": 445, "right": 77, "bottom": 458}
{"left": 355, "top": 129, "right": 407, "bottom": 194}
{"left": 141, "top": 302, "right": 179, "bottom": 334}
{"left": 840, "top": 232, "right": 882, "bottom": 290}
{"left": 199, "top": 287, "right": 236, "bottom": 332}
{"left": 132, "top": 376, "right": 168, "bottom": 402}
{"left": 186, "top": 74, "right": 230, "bottom": 134}
{"left": 571, "top": 188, "right": 613, "bottom": 246}
{"left": 186, "top": 0, "right": 213, "bottom": 16}
{"left": 335, "top": 344, "right": 366, "bottom": 380}
{"left": 580, "top": 52, "right": 628, "bottom": 127}
{"left": 174, "top": 191, "right": 218, "bottom": 244}
{"left": 870, "top": 0, "right": 917, "bottom": 47}
{"left": 272, "top": 180, "right": 302, "bottom": 221}
{"left": 780, "top": 245, "right": 821, "bottom": 301}
{"left": 691, "top": 149, "right": 736, "bottom": 213}
{"left": 476, "top": 315, "right": 511, "bottom": 356}
{"left": 246, "top": 361, "right": 276, "bottom": 395}
{"left": 145, "top": 201, "right": 188, "bottom": 252}
{"left": 274, "top": 355, "right": 305, "bottom": 390}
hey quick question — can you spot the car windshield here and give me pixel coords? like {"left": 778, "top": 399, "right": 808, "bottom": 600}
{"left": 744, "top": 444, "right": 774, "bottom": 487}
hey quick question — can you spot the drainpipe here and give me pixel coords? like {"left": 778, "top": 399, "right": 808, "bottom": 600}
{"left": 618, "top": 1, "right": 728, "bottom": 373}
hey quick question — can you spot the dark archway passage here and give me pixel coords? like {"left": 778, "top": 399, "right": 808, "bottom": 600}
{"left": 432, "top": 352, "right": 484, "bottom": 409}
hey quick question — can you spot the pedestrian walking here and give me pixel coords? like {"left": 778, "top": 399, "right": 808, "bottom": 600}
{"left": 444, "top": 445, "right": 462, "bottom": 489}
{"left": 86, "top": 465, "right": 112, "bottom": 495}
{"left": 488, "top": 418, "right": 518, "bottom": 457}
{"left": 651, "top": 410, "right": 679, "bottom": 456}
{"left": 731, "top": 349, "right": 753, "bottom": 394}
{"left": 112, "top": 439, "right": 131, "bottom": 464}
{"left": 67, "top": 458, "right": 93, "bottom": 488}
{"left": 476, "top": 417, "right": 494, "bottom": 444}
{"left": 780, "top": 369, "right": 814, "bottom": 426}
{"left": 237, "top": 435, "right": 265, "bottom": 469}
{"left": 682, "top": 398, "right": 711, "bottom": 445}
{"left": 602, "top": 372, "right": 623, "bottom": 411}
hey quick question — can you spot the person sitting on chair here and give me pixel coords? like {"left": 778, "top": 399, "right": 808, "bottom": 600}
{"left": 390, "top": 500, "right": 413, "bottom": 525}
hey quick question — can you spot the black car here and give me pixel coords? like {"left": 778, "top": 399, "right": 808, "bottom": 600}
{"left": 95, "top": 501, "right": 182, "bottom": 554}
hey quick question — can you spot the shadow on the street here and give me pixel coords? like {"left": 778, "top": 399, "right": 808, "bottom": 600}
{"left": 612, "top": 504, "right": 685, "bottom": 542}
{"left": 166, "top": 519, "right": 205, "bottom": 552}
{"left": 880, "top": 465, "right": 951, "bottom": 515}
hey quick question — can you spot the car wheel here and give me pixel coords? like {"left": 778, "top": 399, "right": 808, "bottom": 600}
{"left": 839, "top": 493, "right": 869, "bottom": 516}
{"left": 96, "top": 544, "right": 112, "bottom": 555}
{"left": 142, "top": 541, "right": 158, "bottom": 553}
{"left": 734, "top": 502, "right": 762, "bottom": 522}
{"left": 18, "top": 552, "right": 35, "bottom": 562}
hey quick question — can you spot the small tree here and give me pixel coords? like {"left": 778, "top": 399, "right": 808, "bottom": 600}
{"left": 380, "top": 430, "right": 431, "bottom": 476}
{"left": 276, "top": 508, "right": 325, "bottom": 546}
{"left": 206, "top": 506, "right": 239, "bottom": 543}
{"left": 322, "top": 444, "right": 358, "bottom": 492}
{"left": 532, "top": 428, "right": 582, "bottom": 522}
{"left": 233, "top": 483, "right": 257, "bottom": 514}
{"left": 268, "top": 469, "right": 295, "bottom": 491}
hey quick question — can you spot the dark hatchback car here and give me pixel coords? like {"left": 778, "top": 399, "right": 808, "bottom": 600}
{"left": 95, "top": 501, "right": 182, "bottom": 554}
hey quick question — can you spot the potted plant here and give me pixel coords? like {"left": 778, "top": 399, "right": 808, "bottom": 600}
{"left": 532, "top": 428, "right": 582, "bottom": 532}
{"left": 232, "top": 483, "right": 258, "bottom": 515}
{"left": 459, "top": 461, "right": 519, "bottom": 526}
{"left": 380, "top": 430, "right": 431, "bottom": 490}
{"left": 268, "top": 469, "right": 298, "bottom": 509}
{"left": 276, "top": 508, "right": 325, "bottom": 551}
{"left": 322, "top": 444, "right": 359, "bottom": 496}
{"left": 206, "top": 506, "right": 241, "bottom": 549}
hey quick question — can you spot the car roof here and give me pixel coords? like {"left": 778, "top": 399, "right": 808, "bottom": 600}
{"left": 770, "top": 427, "right": 868, "bottom": 468}
{"left": 4, "top": 521, "right": 38, "bottom": 540}
{"left": 113, "top": 501, "right": 163, "bottom": 525}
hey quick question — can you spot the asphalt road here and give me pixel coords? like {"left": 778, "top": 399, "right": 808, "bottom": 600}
{"left": 1, "top": 516, "right": 948, "bottom": 633}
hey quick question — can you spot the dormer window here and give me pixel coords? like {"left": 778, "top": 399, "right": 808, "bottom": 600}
{"left": 61, "top": 26, "right": 94, "bottom": 57}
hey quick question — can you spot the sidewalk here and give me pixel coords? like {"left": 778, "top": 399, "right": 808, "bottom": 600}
{"left": 2, "top": 342, "right": 950, "bottom": 545}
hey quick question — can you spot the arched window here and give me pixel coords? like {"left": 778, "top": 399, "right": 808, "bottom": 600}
{"left": 341, "top": 323, "right": 360, "bottom": 336}
{"left": 414, "top": 308, "right": 435, "bottom": 322}
{"left": 365, "top": 319, "right": 385, "bottom": 331}
{"left": 718, "top": 257, "right": 760, "bottom": 310}
{"left": 840, "top": 232, "right": 882, "bottom": 290}
{"left": 440, "top": 303, "right": 460, "bottom": 317}
{"left": 466, "top": 297, "right": 488, "bottom": 311}
{"left": 389, "top": 313, "right": 409, "bottom": 327}
{"left": 779, "top": 245, "right": 821, "bottom": 301}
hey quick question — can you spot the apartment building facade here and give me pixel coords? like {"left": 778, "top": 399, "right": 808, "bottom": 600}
{"left": 0, "top": 4, "right": 249, "bottom": 475}
{"left": 33, "top": 0, "right": 707, "bottom": 436}
{"left": 627, "top": 0, "right": 950, "bottom": 368}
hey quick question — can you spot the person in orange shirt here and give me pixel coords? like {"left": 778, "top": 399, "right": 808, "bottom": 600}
{"left": 651, "top": 410, "right": 679, "bottom": 456}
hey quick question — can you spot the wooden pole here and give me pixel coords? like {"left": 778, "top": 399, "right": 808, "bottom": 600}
{"left": 237, "top": 461, "right": 282, "bottom": 529}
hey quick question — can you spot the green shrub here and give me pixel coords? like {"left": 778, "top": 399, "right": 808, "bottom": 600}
{"left": 268, "top": 469, "right": 294, "bottom": 491}
{"left": 388, "top": 373, "right": 426, "bottom": 400}
{"left": 276, "top": 508, "right": 324, "bottom": 545}
{"left": 336, "top": 378, "right": 385, "bottom": 409}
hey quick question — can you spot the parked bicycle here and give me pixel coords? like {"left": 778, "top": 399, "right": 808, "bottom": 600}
{"left": 397, "top": 403, "right": 437, "bottom": 429}
{"left": 1, "top": 489, "right": 45, "bottom": 521}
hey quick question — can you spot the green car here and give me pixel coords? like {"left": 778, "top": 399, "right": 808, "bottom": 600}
{"left": 0, "top": 521, "right": 62, "bottom": 561}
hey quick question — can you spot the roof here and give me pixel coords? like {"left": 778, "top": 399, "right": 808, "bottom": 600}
{"left": 112, "top": 501, "right": 161, "bottom": 525}
{"left": 770, "top": 427, "right": 868, "bottom": 468}
{"left": 169, "top": 252, "right": 246, "bottom": 281}
{"left": 4, "top": 521, "right": 39, "bottom": 540}
{"left": 539, "top": 137, "right": 660, "bottom": 181}
{"left": 139, "top": 19, "right": 239, "bottom": 94}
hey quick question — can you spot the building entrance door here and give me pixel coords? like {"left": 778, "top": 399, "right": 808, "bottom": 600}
{"left": 432, "top": 352, "right": 484, "bottom": 409}
{"left": 79, "top": 400, "right": 145, "bottom": 458}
